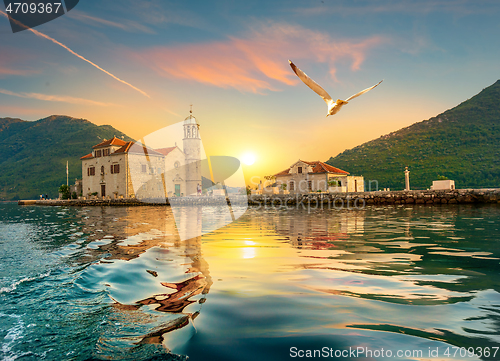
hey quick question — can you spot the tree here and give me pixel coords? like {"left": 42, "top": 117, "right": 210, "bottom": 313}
{"left": 263, "top": 175, "right": 275, "bottom": 187}
{"left": 328, "top": 179, "right": 340, "bottom": 187}
{"left": 59, "top": 184, "right": 70, "bottom": 200}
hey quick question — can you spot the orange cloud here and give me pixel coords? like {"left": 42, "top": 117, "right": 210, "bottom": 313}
{"left": 0, "top": 65, "right": 39, "bottom": 77}
{"left": 0, "top": 88, "right": 115, "bottom": 106}
{"left": 0, "top": 51, "right": 40, "bottom": 77}
{"left": 139, "top": 23, "right": 384, "bottom": 93}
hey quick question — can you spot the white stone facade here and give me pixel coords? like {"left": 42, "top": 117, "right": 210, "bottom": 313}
{"left": 80, "top": 112, "right": 202, "bottom": 199}
{"left": 431, "top": 180, "right": 455, "bottom": 190}
{"left": 274, "top": 160, "right": 364, "bottom": 193}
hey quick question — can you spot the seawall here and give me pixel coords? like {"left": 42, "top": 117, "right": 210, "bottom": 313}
{"left": 17, "top": 196, "right": 237, "bottom": 207}
{"left": 17, "top": 189, "right": 500, "bottom": 207}
{"left": 248, "top": 188, "right": 500, "bottom": 206}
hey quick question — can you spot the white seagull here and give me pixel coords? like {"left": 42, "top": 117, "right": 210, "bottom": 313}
{"left": 289, "top": 60, "right": 383, "bottom": 117}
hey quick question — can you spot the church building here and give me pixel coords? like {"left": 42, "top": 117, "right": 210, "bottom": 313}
{"left": 80, "top": 110, "right": 202, "bottom": 199}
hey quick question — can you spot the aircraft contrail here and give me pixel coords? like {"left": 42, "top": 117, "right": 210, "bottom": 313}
{"left": 0, "top": 10, "right": 150, "bottom": 98}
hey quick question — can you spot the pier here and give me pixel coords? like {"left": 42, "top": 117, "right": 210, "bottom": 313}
{"left": 17, "top": 189, "right": 500, "bottom": 207}
{"left": 247, "top": 188, "right": 500, "bottom": 206}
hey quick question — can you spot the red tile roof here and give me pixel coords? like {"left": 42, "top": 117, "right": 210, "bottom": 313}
{"left": 275, "top": 168, "right": 291, "bottom": 176}
{"left": 113, "top": 141, "right": 133, "bottom": 154}
{"left": 80, "top": 153, "right": 93, "bottom": 160}
{"left": 92, "top": 136, "right": 127, "bottom": 149}
{"left": 155, "top": 146, "right": 178, "bottom": 156}
{"left": 274, "top": 160, "right": 349, "bottom": 177}
{"left": 113, "top": 141, "right": 164, "bottom": 156}
{"left": 310, "top": 161, "right": 349, "bottom": 174}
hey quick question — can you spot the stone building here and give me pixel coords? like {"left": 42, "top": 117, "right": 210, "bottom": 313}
{"left": 80, "top": 111, "right": 202, "bottom": 199}
{"left": 274, "top": 160, "right": 364, "bottom": 193}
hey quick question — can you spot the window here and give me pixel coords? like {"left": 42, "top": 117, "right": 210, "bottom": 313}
{"left": 88, "top": 166, "right": 95, "bottom": 176}
{"left": 141, "top": 164, "right": 147, "bottom": 173}
{"left": 103, "top": 148, "right": 110, "bottom": 156}
{"left": 111, "top": 164, "right": 119, "bottom": 174}
{"left": 298, "top": 167, "right": 302, "bottom": 174}
{"left": 95, "top": 149, "right": 102, "bottom": 157}
{"left": 174, "top": 161, "right": 180, "bottom": 169}
{"left": 289, "top": 181, "right": 295, "bottom": 191}
{"left": 100, "top": 166, "right": 105, "bottom": 175}
{"left": 308, "top": 181, "right": 312, "bottom": 191}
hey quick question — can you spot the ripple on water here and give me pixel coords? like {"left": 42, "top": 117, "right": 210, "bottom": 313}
{"left": 2, "top": 204, "right": 500, "bottom": 360}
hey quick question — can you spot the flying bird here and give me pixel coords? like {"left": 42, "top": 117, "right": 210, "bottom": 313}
{"left": 289, "top": 60, "right": 382, "bottom": 116}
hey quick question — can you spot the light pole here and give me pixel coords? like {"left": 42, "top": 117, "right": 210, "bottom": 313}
{"left": 404, "top": 166, "right": 410, "bottom": 191}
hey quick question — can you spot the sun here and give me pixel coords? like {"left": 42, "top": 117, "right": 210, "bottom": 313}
{"left": 241, "top": 153, "right": 256, "bottom": 166}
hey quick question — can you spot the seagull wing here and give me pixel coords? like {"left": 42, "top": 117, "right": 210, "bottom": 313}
{"left": 289, "top": 60, "right": 332, "bottom": 104}
{"left": 345, "top": 80, "right": 383, "bottom": 102}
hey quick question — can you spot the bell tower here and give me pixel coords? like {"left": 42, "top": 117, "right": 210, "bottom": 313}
{"left": 183, "top": 105, "right": 201, "bottom": 196}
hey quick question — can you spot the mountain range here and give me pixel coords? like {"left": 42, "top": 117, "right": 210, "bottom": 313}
{"left": 2, "top": 80, "right": 500, "bottom": 199}
{"left": 326, "top": 80, "right": 500, "bottom": 190}
{"left": 0, "top": 115, "right": 132, "bottom": 200}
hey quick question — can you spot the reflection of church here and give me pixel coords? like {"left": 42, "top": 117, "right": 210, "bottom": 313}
{"left": 80, "top": 110, "right": 202, "bottom": 198}
{"left": 78, "top": 206, "right": 211, "bottom": 351}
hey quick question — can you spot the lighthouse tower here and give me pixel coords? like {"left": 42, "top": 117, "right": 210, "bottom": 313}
{"left": 183, "top": 107, "right": 201, "bottom": 196}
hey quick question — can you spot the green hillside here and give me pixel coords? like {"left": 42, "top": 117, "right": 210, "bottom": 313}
{"left": 326, "top": 80, "right": 500, "bottom": 191}
{"left": 0, "top": 115, "right": 133, "bottom": 200}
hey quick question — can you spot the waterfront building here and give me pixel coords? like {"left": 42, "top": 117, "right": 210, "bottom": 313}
{"left": 431, "top": 179, "right": 455, "bottom": 190}
{"left": 80, "top": 111, "right": 202, "bottom": 199}
{"left": 274, "top": 160, "right": 364, "bottom": 193}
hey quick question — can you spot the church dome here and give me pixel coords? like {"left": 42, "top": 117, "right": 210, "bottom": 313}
{"left": 184, "top": 114, "right": 198, "bottom": 125}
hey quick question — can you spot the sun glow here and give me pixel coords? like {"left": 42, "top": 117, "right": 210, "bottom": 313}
{"left": 241, "top": 153, "right": 256, "bottom": 166}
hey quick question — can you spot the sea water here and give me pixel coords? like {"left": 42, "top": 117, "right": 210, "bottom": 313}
{"left": 1, "top": 203, "right": 499, "bottom": 360}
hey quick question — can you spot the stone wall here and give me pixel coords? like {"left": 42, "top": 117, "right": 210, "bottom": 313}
{"left": 19, "top": 195, "right": 244, "bottom": 207}
{"left": 19, "top": 189, "right": 500, "bottom": 208}
{"left": 248, "top": 189, "right": 500, "bottom": 206}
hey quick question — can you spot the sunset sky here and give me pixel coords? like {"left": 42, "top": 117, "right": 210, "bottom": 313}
{"left": 1, "top": 0, "right": 500, "bottom": 185}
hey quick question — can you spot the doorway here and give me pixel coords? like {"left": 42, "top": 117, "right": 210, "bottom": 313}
{"left": 175, "top": 184, "right": 180, "bottom": 197}
{"left": 101, "top": 184, "right": 106, "bottom": 197}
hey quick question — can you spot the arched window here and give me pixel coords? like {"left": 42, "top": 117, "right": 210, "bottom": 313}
{"left": 101, "top": 166, "right": 105, "bottom": 175}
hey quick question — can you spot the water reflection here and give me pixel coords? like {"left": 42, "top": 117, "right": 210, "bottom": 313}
{"left": 75, "top": 206, "right": 212, "bottom": 358}
{"left": 236, "top": 206, "right": 500, "bottom": 355}
{"left": 6, "top": 204, "right": 500, "bottom": 360}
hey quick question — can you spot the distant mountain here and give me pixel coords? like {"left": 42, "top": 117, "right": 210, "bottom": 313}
{"left": 0, "top": 115, "right": 133, "bottom": 200}
{"left": 326, "top": 80, "right": 500, "bottom": 190}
